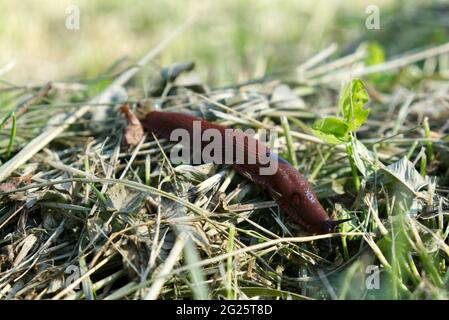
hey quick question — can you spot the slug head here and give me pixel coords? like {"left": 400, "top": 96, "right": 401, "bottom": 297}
{"left": 311, "top": 219, "right": 349, "bottom": 234}
{"left": 273, "top": 165, "right": 348, "bottom": 234}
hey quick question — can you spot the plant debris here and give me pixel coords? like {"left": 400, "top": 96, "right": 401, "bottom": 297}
{"left": 1, "top": 3, "right": 449, "bottom": 300}
{"left": 120, "top": 104, "right": 145, "bottom": 146}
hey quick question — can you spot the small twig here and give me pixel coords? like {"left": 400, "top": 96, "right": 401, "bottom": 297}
{"left": 227, "top": 201, "right": 277, "bottom": 212}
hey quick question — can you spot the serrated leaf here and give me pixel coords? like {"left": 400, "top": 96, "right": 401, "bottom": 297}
{"left": 311, "top": 117, "right": 349, "bottom": 145}
{"left": 339, "top": 79, "right": 370, "bottom": 131}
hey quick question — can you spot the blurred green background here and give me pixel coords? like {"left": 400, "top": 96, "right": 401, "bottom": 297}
{"left": 0, "top": 0, "right": 446, "bottom": 86}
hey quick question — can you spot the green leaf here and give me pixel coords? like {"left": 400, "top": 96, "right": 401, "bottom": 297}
{"left": 365, "top": 41, "right": 385, "bottom": 66}
{"left": 339, "top": 79, "right": 370, "bottom": 131}
{"left": 87, "top": 78, "right": 112, "bottom": 97}
{"left": 311, "top": 117, "right": 349, "bottom": 145}
{"left": 364, "top": 42, "right": 387, "bottom": 85}
{"left": 349, "top": 138, "right": 376, "bottom": 178}
{"left": 5, "top": 112, "right": 16, "bottom": 160}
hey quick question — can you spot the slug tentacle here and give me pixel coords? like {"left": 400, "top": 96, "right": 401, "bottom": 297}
{"left": 142, "top": 110, "right": 337, "bottom": 234}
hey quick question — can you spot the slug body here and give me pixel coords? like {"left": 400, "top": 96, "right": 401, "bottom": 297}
{"left": 143, "top": 111, "right": 337, "bottom": 234}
